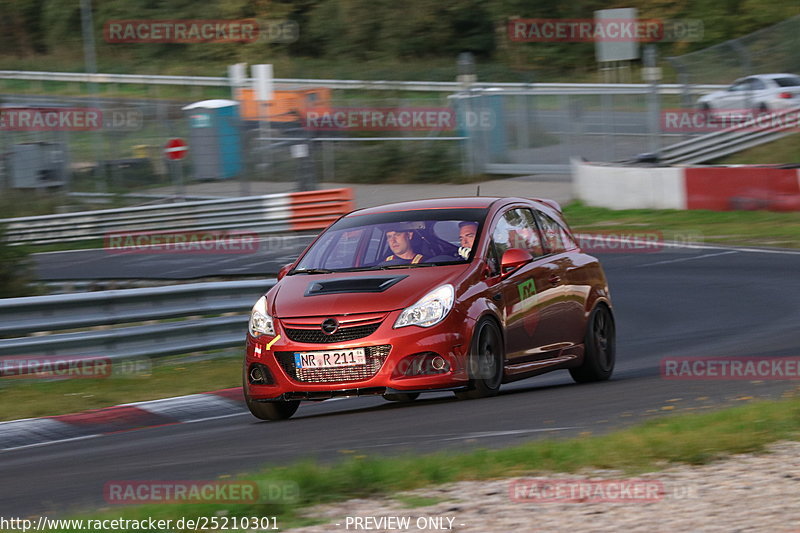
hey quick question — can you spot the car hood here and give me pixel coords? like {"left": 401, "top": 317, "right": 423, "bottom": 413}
{"left": 269, "top": 265, "right": 469, "bottom": 318}
{"left": 698, "top": 91, "right": 726, "bottom": 102}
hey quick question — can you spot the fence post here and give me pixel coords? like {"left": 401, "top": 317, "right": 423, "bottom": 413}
{"left": 644, "top": 45, "right": 661, "bottom": 154}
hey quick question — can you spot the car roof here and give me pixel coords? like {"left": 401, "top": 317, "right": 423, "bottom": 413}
{"left": 743, "top": 73, "right": 799, "bottom": 81}
{"left": 346, "top": 196, "right": 558, "bottom": 218}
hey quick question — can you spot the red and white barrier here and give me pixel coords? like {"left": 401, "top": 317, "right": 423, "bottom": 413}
{"left": 1, "top": 188, "right": 355, "bottom": 245}
{"left": 573, "top": 159, "right": 800, "bottom": 211}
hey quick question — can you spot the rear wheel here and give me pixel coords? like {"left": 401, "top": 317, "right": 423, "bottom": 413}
{"left": 455, "top": 319, "right": 504, "bottom": 400}
{"left": 570, "top": 305, "right": 615, "bottom": 383}
{"left": 383, "top": 392, "right": 420, "bottom": 402}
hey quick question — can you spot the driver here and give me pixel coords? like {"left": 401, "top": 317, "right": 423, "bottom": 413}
{"left": 382, "top": 224, "right": 424, "bottom": 264}
{"left": 457, "top": 221, "right": 478, "bottom": 260}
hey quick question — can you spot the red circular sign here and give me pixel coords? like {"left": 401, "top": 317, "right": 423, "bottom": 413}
{"left": 164, "top": 138, "right": 188, "bottom": 161}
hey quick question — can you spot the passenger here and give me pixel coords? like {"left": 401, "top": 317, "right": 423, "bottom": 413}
{"left": 382, "top": 225, "right": 424, "bottom": 264}
{"left": 457, "top": 221, "right": 478, "bottom": 260}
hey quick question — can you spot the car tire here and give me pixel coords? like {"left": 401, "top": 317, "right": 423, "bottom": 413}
{"left": 383, "top": 392, "right": 420, "bottom": 402}
{"left": 757, "top": 103, "right": 769, "bottom": 115}
{"left": 570, "top": 304, "right": 615, "bottom": 383}
{"left": 455, "top": 319, "right": 504, "bottom": 400}
{"left": 243, "top": 365, "right": 300, "bottom": 420}
{"left": 246, "top": 397, "right": 300, "bottom": 421}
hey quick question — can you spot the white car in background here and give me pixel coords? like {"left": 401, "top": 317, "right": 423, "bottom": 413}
{"left": 697, "top": 73, "right": 800, "bottom": 114}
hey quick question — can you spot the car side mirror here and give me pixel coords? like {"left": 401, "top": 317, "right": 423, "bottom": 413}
{"left": 500, "top": 248, "right": 534, "bottom": 276}
{"left": 277, "top": 263, "right": 293, "bottom": 281}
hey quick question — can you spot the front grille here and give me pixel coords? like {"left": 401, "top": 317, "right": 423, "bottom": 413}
{"left": 275, "top": 345, "right": 391, "bottom": 383}
{"left": 284, "top": 322, "right": 381, "bottom": 344}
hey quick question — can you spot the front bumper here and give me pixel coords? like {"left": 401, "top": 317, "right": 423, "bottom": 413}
{"left": 244, "top": 309, "right": 472, "bottom": 401}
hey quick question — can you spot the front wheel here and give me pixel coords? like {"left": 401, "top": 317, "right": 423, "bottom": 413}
{"left": 383, "top": 392, "right": 420, "bottom": 402}
{"left": 570, "top": 305, "right": 615, "bottom": 383}
{"left": 246, "top": 397, "right": 300, "bottom": 421}
{"left": 243, "top": 364, "right": 300, "bottom": 420}
{"left": 455, "top": 319, "right": 504, "bottom": 400}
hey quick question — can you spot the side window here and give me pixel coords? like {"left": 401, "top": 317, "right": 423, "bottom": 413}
{"left": 489, "top": 208, "right": 544, "bottom": 261}
{"left": 559, "top": 225, "right": 577, "bottom": 249}
{"left": 750, "top": 78, "right": 766, "bottom": 91}
{"left": 536, "top": 211, "right": 574, "bottom": 254}
{"left": 729, "top": 81, "right": 746, "bottom": 92}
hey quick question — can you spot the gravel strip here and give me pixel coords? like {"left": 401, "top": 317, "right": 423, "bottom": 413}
{"left": 286, "top": 441, "right": 800, "bottom": 532}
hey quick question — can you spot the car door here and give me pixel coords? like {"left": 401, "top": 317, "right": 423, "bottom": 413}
{"left": 488, "top": 207, "right": 564, "bottom": 362}
{"left": 719, "top": 79, "right": 748, "bottom": 110}
{"left": 534, "top": 210, "right": 586, "bottom": 347}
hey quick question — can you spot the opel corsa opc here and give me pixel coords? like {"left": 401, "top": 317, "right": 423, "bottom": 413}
{"left": 244, "top": 197, "right": 615, "bottom": 420}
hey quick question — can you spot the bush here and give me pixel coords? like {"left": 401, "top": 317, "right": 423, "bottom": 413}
{"left": 328, "top": 141, "right": 467, "bottom": 183}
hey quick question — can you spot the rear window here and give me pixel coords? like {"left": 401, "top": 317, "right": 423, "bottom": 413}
{"left": 774, "top": 76, "right": 800, "bottom": 87}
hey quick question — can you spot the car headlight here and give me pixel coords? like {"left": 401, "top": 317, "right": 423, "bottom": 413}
{"left": 248, "top": 296, "right": 275, "bottom": 338}
{"left": 394, "top": 284, "right": 455, "bottom": 328}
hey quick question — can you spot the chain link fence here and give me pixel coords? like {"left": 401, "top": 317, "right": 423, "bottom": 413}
{"left": 0, "top": 81, "right": 468, "bottom": 199}
{"left": 2, "top": 72, "right": 752, "bottom": 196}
{"left": 668, "top": 15, "right": 800, "bottom": 87}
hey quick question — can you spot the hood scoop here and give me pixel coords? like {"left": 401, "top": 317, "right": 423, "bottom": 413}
{"left": 305, "top": 275, "right": 408, "bottom": 297}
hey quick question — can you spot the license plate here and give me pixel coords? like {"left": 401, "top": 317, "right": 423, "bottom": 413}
{"left": 294, "top": 348, "right": 366, "bottom": 369}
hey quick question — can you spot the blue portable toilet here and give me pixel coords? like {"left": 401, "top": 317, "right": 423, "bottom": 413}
{"left": 182, "top": 99, "right": 243, "bottom": 180}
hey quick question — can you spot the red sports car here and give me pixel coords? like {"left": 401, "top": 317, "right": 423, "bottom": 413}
{"left": 244, "top": 197, "right": 615, "bottom": 420}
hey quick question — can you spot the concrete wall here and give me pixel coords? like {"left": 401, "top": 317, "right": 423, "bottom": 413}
{"left": 572, "top": 159, "right": 800, "bottom": 211}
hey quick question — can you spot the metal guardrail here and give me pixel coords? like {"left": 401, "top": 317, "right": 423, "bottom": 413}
{"left": 1, "top": 188, "right": 352, "bottom": 245}
{"left": 658, "top": 108, "right": 800, "bottom": 165}
{"left": 0, "top": 70, "right": 725, "bottom": 95}
{"left": 0, "top": 279, "right": 276, "bottom": 360}
{"left": 485, "top": 163, "right": 572, "bottom": 175}
{"left": 68, "top": 192, "right": 223, "bottom": 204}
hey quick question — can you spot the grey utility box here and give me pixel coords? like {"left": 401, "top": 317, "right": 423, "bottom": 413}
{"left": 8, "top": 142, "right": 68, "bottom": 189}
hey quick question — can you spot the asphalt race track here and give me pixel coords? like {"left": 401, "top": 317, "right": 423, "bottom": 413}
{"left": 4, "top": 244, "right": 800, "bottom": 517}
{"left": 34, "top": 235, "right": 316, "bottom": 281}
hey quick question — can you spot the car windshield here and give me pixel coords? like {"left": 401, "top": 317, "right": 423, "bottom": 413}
{"left": 292, "top": 207, "right": 488, "bottom": 273}
{"left": 773, "top": 76, "right": 800, "bottom": 87}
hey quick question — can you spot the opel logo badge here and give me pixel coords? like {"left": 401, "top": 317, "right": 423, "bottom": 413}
{"left": 321, "top": 318, "right": 339, "bottom": 335}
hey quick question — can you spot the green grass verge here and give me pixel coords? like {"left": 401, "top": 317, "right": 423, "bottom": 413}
{"left": 29, "top": 391, "right": 800, "bottom": 532}
{"left": 716, "top": 134, "right": 800, "bottom": 165}
{"left": 0, "top": 355, "right": 241, "bottom": 421}
{"left": 563, "top": 202, "right": 800, "bottom": 249}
